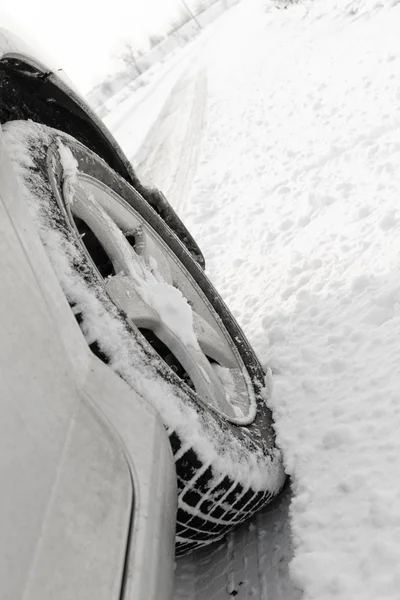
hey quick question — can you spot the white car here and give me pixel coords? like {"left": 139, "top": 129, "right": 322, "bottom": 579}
{"left": 0, "top": 27, "right": 286, "bottom": 600}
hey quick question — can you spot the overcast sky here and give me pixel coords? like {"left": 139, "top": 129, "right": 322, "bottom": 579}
{"left": 1, "top": 0, "right": 183, "bottom": 91}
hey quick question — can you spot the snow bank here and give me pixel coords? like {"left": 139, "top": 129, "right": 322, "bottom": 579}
{"left": 168, "top": 0, "right": 400, "bottom": 597}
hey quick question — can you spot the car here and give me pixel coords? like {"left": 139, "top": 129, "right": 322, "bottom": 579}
{"left": 0, "top": 26, "right": 286, "bottom": 600}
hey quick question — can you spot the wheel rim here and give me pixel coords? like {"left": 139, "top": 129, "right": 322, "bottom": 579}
{"left": 59, "top": 157, "right": 254, "bottom": 421}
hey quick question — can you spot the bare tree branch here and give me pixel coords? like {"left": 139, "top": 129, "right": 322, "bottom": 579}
{"left": 119, "top": 43, "right": 142, "bottom": 76}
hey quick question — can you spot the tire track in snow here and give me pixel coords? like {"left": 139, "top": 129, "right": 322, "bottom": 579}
{"left": 133, "top": 65, "right": 208, "bottom": 214}
{"left": 174, "top": 484, "right": 300, "bottom": 600}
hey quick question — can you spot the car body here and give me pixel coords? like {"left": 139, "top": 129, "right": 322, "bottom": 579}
{"left": 0, "top": 27, "right": 180, "bottom": 600}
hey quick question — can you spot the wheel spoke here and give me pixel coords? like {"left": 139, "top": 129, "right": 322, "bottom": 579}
{"left": 73, "top": 184, "right": 136, "bottom": 277}
{"left": 105, "top": 274, "right": 158, "bottom": 328}
{"left": 192, "top": 311, "right": 237, "bottom": 368}
{"left": 153, "top": 322, "right": 237, "bottom": 418}
{"left": 133, "top": 225, "right": 174, "bottom": 285}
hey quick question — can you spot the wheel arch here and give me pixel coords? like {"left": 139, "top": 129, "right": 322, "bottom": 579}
{"left": 0, "top": 51, "right": 205, "bottom": 267}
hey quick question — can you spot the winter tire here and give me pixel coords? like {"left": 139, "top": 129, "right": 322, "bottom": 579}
{"left": 4, "top": 120, "right": 286, "bottom": 555}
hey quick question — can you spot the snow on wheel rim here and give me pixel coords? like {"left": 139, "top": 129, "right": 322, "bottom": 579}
{"left": 55, "top": 139, "right": 256, "bottom": 423}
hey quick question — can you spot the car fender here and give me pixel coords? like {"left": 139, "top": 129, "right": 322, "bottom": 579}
{"left": 0, "top": 126, "right": 176, "bottom": 600}
{"left": 0, "top": 27, "right": 205, "bottom": 268}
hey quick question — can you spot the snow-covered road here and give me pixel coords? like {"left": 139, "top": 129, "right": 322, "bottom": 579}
{"left": 135, "top": 65, "right": 208, "bottom": 212}
{"left": 109, "top": 0, "right": 400, "bottom": 598}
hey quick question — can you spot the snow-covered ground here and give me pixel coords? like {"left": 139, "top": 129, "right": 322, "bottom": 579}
{"left": 109, "top": 0, "right": 400, "bottom": 598}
